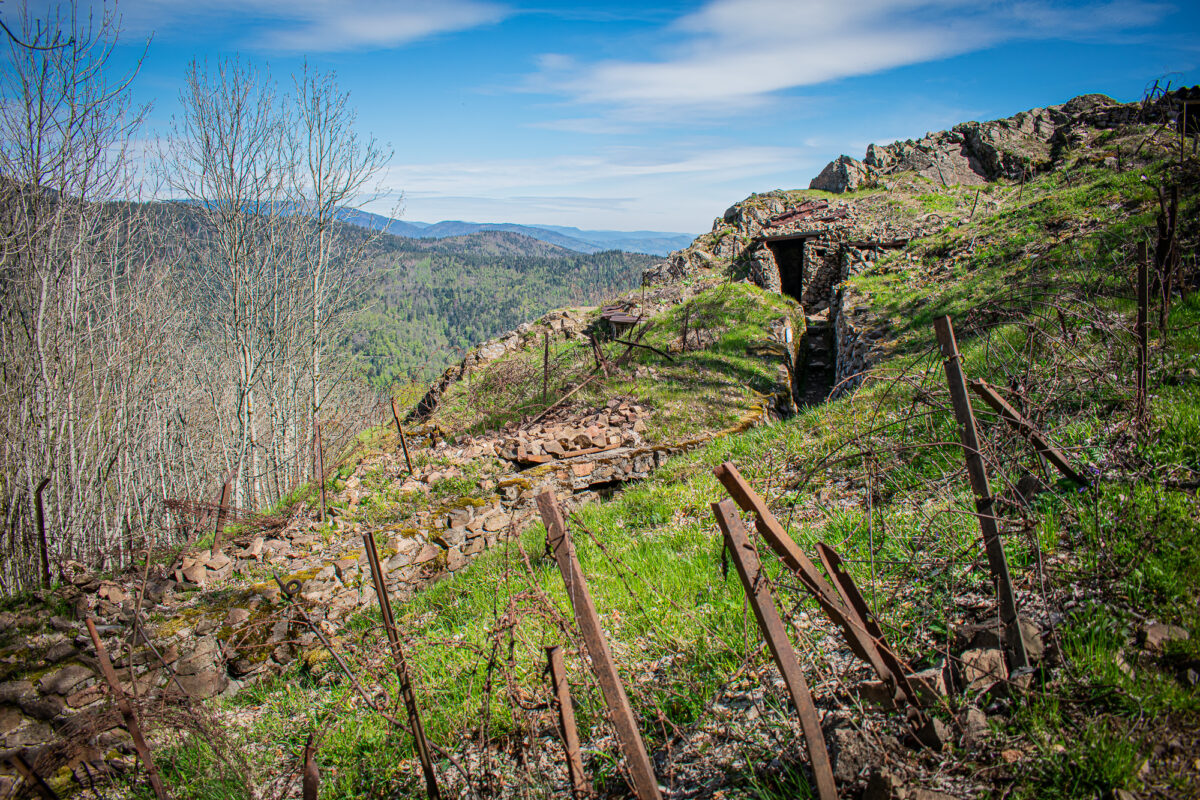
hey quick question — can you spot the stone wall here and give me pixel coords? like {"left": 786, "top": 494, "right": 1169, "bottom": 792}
{"left": 830, "top": 248, "right": 889, "bottom": 399}
{"left": 409, "top": 307, "right": 593, "bottom": 422}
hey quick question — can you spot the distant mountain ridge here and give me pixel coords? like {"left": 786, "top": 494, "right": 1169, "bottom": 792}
{"left": 336, "top": 209, "right": 694, "bottom": 256}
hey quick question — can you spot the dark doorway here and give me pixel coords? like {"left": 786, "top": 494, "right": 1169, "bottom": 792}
{"left": 767, "top": 239, "right": 806, "bottom": 301}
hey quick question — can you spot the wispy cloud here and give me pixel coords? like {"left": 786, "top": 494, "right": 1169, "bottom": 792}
{"left": 531, "top": 0, "right": 1172, "bottom": 117}
{"left": 382, "top": 145, "right": 805, "bottom": 196}
{"left": 372, "top": 144, "right": 814, "bottom": 228}
{"left": 94, "top": 0, "right": 508, "bottom": 52}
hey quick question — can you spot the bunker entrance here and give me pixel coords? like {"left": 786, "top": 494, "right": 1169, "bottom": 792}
{"left": 766, "top": 238, "right": 806, "bottom": 302}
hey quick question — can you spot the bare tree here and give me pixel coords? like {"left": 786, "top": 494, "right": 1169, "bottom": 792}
{"left": 158, "top": 59, "right": 299, "bottom": 510}
{"left": 0, "top": 0, "right": 172, "bottom": 588}
{"left": 291, "top": 64, "right": 392, "bottom": 512}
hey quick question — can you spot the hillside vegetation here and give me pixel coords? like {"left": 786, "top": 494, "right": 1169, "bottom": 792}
{"left": 2, "top": 93, "right": 1197, "bottom": 800}
{"left": 343, "top": 230, "right": 658, "bottom": 388}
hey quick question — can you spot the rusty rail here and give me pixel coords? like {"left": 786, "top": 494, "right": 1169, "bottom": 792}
{"left": 85, "top": 618, "right": 168, "bottom": 800}
{"left": 545, "top": 645, "right": 593, "bottom": 799}
{"left": 535, "top": 491, "right": 661, "bottom": 800}
{"left": 933, "top": 316, "right": 1030, "bottom": 672}
{"left": 967, "top": 379, "right": 1087, "bottom": 485}
{"left": 361, "top": 532, "right": 441, "bottom": 798}
{"left": 711, "top": 500, "right": 837, "bottom": 800}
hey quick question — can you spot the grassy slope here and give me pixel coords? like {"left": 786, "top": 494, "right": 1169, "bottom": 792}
{"left": 428, "top": 280, "right": 803, "bottom": 441}
{"left": 155, "top": 156, "right": 1198, "bottom": 798}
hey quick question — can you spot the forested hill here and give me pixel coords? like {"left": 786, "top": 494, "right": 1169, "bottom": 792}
{"left": 343, "top": 229, "right": 658, "bottom": 388}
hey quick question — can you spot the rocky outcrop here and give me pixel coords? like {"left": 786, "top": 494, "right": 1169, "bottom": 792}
{"left": 808, "top": 92, "right": 1171, "bottom": 193}
{"left": 810, "top": 155, "right": 872, "bottom": 193}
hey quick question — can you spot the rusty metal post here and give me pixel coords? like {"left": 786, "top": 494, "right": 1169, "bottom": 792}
{"left": 392, "top": 397, "right": 414, "bottom": 475}
{"left": 589, "top": 333, "right": 610, "bottom": 378}
{"left": 85, "top": 618, "right": 168, "bottom": 800}
{"left": 933, "top": 316, "right": 1030, "bottom": 672}
{"left": 543, "top": 331, "right": 550, "bottom": 403}
{"left": 315, "top": 420, "right": 328, "bottom": 524}
{"left": 34, "top": 477, "right": 50, "bottom": 590}
{"left": 713, "top": 463, "right": 887, "bottom": 671}
{"left": 815, "top": 543, "right": 923, "bottom": 717}
{"left": 212, "top": 474, "right": 232, "bottom": 553}
{"left": 7, "top": 753, "right": 59, "bottom": 800}
{"left": 1137, "top": 241, "right": 1149, "bottom": 418}
{"left": 711, "top": 500, "right": 837, "bottom": 800}
{"left": 968, "top": 379, "right": 1087, "bottom": 484}
{"left": 361, "top": 532, "right": 440, "bottom": 799}
{"left": 303, "top": 732, "right": 319, "bottom": 800}
{"left": 545, "top": 646, "right": 593, "bottom": 799}
{"left": 535, "top": 492, "right": 661, "bottom": 800}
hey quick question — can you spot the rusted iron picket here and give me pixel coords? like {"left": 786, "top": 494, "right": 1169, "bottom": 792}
{"left": 814, "top": 543, "right": 924, "bottom": 718}
{"left": 85, "top": 618, "right": 168, "bottom": 800}
{"left": 7, "top": 753, "right": 58, "bottom": 800}
{"left": 535, "top": 491, "right": 662, "bottom": 800}
{"left": 933, "top": 316, "right": 1030, "bottom": 672}
{"left": 361, "top": 531, "right": 441, "bottom": 799}
{"left": 712, "top": 463, "right": 906, "bottom": 700}
{"left": 391, "top": 397, "right": 414, "bottom": 475}
{"left": 967, "top": 379, "right": 1087, "bottom": 485}
{"left": 1137, "top": 241, "right": 1149, "bottom": 418}
{"left": 34, "top": 477, "right": 51, "bottom": 590}
{"left": 589, "top": 333, "right": 611, "bottom": 378}
{"left": 303, "top": 732, "right": 319, "bottom": 800}
{"left": 543, "top": 331, "right": 550, "bottom": 403}
{"left": 315, "top": 421, "right": 328, "bottom": 524}
{"left": 211, "top": 473, "right": 233, "bottom": 553}
{"left": 711, "top": 500, "right": 837, "bottom": 800}
{"left": 545, "top": 645, "right": 593, "bottom": 799}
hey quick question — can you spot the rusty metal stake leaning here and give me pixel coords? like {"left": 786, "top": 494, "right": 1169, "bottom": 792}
{"left": 361, "top": 532, "right": 441, "bottom": 799}
{"left": 545, "top": 646, "right": 593, "bottom": 800}
{"left": 814, "top": 543, "right": 924, "bottom": 721}
{"left": 713, "top": 462, "right": 916, "bottom": 711}
{"left": 933, "top": 315, "right": 1030, "bottom": 672}
{"left": 535, "top": 491, "right": 662, "bottom": 800}
{"left": 7, "top": 753, "right": 59, "bottom": 800}
{"left": 967, "top": 378, "right": 1088, "bottom": 485}
{"left": 711, "top": 500, "right": 837, "bottom": 800}
{"left": 84, "top": 618, "right": 168, "bottom": 800}
{"left": 391, "top": 397, "right": 415, "bottom": 475}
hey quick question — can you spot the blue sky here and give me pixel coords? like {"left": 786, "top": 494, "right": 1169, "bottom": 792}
{"left": 29, "top": 0, "right": 1200, "bottom": 232}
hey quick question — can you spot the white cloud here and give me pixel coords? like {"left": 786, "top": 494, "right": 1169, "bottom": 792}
{"left": 370, "top": 144, "right": 816, "bottom": 229}
{"left": 382, "top": 145, "right": 805, "bottom": 196}
{"left": 84, "top": 0, "right": 508, "bottom": 52}
{"left": 532, "top": 0, "right": 1172, "bottom": 116}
